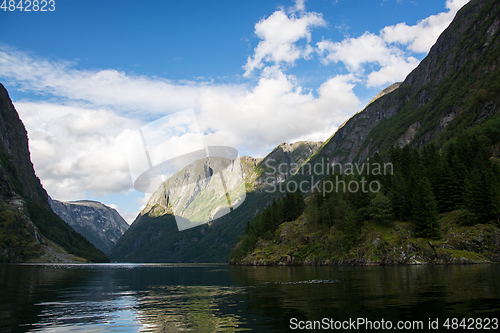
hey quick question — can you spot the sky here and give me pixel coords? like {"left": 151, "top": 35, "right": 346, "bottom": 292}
{"left": 0, "top": 0, "right": 470, "bottom": 223}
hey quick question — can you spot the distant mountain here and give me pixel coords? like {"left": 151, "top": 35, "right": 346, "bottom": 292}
{"left": 109, "top": 141, "right": 322, "bottom": 262}
{"left": 49, "top": 199, "right": 129, "bottom": 254}
{"left": 0, "top": 83, "right": 109, "bottom": 263}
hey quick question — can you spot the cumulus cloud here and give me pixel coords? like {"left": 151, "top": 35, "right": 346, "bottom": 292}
{"left": 243, "top": 0, "right": 326, "bottom": 76}
{"left": 317, "top": 33, "right": 420, "bottom": 87}
{"left": 318, "top": 0, "right": 470, "bottom": 87}
{"left": 381, "top": 0, "right": 470, "bottom": 53}
{"left": 16, "top": 102, "right": 139, "bottom": 200}
{"left": 318, "top": 32, "right": 395, "bottom": 72}
{"left": 196, "top": 70, "right": 360, "bottom": 155}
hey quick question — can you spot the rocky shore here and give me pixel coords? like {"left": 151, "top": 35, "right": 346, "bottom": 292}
{"left": 230, "top": 211, "right": 500, "bottom": 266}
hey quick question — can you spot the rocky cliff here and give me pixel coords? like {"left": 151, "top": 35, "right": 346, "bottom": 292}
{"left": 0, "top": 83, "right": 109, "bottom": 263}
{"left": 247, "top": 141, "right": 323, "bottom": 191}
{"left": 49, "top": 199, "right": 129, "bottom": 253}
{"left": 298, "top": 0, "right": 500, "bottom": 173}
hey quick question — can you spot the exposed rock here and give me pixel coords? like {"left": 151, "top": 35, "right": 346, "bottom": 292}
{"left": 297, "top": 0, "right": 500, "bottom": 170}
{"left": 139, "top": 156, "right": 246, "bottom": 228}
{"left": 49, "top": 199, "right": 129, "bottom": 253}
{"left": 247, "top": 141, "right": 323, "bottom": 190}
{"left": 365, "top": 82, "right": 402, "bottom": 107}
{"left": 396, "top": 122, "right": 421, "bottom": 147}
{"left": 439, "top": 108, "right": 459, "bottom": 129}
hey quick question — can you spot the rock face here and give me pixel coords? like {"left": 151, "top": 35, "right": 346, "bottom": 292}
{"left": 49, "top": 199, "right": 129, "bottom": 253}
{"left": 109, "top": 141, "right": 322, "bottom": 262}
{"left": 246, "top": 141, "right": 323, "bottom": 191}
{"left": 140, "top": 156, "right": 246, "bottom": 231}
{"left": 0, "top": 83, "right": 109, "bottom": 263}
{"left": 300, "top": 0, "right": 500, "bottom": 170}
{"left": 0, "top": 85, "right": 46, "bottom": 206}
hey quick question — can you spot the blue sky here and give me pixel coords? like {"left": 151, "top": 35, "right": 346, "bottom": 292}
{"left": 0, "top": 0, "right": 469, "bottom": 222}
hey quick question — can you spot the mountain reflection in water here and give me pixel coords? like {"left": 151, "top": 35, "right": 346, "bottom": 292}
{"left": 0, "top": 263, "right": 499, "bottom": 332}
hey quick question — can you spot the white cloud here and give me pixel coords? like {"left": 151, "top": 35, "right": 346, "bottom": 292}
{"left": 318, "top": 32, "right": 394, "bottom": 72}
{"left": 317, "top": 0, "right": 470, "bottom": 87}
{"left": 243, "top": 1, "right": 326, "bottom": 76}
{"left": 381, "top": 0, "right": 470, "bottom": 53}
{"left": 15, "top": 102, "right": 139, "bottom": 201}
{"left": 366, "top": 55, "right": 420, "bottom": 87}
{"left": 195, "top": 70, "right": 360, "bottom": 156}
{"left": 0, "top": 45, "right": 200, "bottom": 116}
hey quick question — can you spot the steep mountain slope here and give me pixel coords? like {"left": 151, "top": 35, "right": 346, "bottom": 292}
{"left": 230, "top": 0, "right": 500, "bottom": 266}
{"left": 109, "top": 141, "right": 321, "bottom": 262}
{"left": 295, "top": 0, "right": 500, "bottom": 176}
{"left": 0, "top": 83, "right": 109, "bottom": 263}
{"left": 49, "top": 199, "right": 129, "bottom": 253}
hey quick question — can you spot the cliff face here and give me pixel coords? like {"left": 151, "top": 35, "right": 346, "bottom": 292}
{"left": 49, "top": 199, "right": 129, "bottom": 254}
{"left": 301, "top": 0, "right": 500, "bottom": 170}
{"left": 247, "top": 141, "right": 323, "bottom": 191}
{"left": 0, "top": 83, "right": 109, "bottom": 263}
{"left": 109, "top": 140, "right": 322, "bottom": 262}
{"left": 139, "top": 156, "right": 246, "bottom": 230}
{"left": 0, "top": 84, "right": 47, "bottom": 205}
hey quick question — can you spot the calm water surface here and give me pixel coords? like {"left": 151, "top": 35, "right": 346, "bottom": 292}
{"left": 0, "top": 263, "right": 499, "bottom": 332}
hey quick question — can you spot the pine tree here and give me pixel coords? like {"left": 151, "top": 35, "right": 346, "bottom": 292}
{"left": 389, "top": 171, "right": 408, "bottom": 220}
{"left": 412, "top": 177, "right": 439, "bottom": 239}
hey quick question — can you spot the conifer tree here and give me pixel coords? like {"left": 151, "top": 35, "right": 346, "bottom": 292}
{"left": 412, "top": 177, "right": 439, "bottom": 239}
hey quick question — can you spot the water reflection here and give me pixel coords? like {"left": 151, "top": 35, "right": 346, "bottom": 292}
{"left": 137, "top": 285, "right": 246, "bottom": 332}
{"left": 0, "top": 264, "right": 499, "bottom": 332}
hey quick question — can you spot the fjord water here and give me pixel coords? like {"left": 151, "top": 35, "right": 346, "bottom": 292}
{"left": 0, "top": 264, "right": 499, "bottom": 332}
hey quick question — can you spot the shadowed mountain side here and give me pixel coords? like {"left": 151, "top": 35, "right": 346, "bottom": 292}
{"left": 0, "top": 83, "right": 109, "bottom": 263}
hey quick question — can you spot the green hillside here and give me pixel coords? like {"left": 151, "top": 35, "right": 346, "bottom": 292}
{"left": 231, "top": 114, "right": 500, "bottom": 264}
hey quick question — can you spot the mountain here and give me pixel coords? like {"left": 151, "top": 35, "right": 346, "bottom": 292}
{"left": 295, "top": 0, "right": 500, "bottom": 173}
{"left": 230, "top": 0, "right": 500, "bottom": 266}
{"left": 0, "top": 83, "right": 109, "bottom": 263}
{"left": 109, "top": 141, "right": 321, "bottom": 262}
{"left": 49, "top": 199, "right": 129, "bottom": 253}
